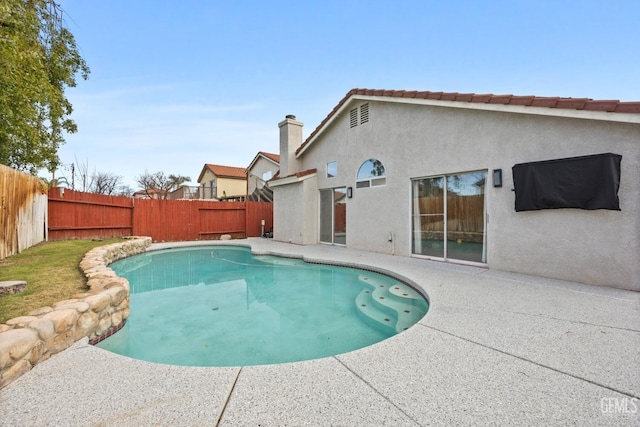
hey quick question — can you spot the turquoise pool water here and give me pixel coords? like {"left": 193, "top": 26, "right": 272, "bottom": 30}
{"left": 97, "top": 246, "right": 429, "bottom": 366}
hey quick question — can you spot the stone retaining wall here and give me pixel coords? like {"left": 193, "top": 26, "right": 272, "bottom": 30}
{"left": 0, "top": 237, "right": 151, "bottom": 389}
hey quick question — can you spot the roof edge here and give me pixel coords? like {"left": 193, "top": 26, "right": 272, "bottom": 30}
{"left": 296, "top": 89, "right": 640, "bottom": 157}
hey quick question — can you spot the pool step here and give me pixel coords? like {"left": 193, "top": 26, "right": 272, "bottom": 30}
{"left": 355, "top": 289, "right": 397, "bottom": 335}
{"left": 355, "top": 274, "right": 427, "bottom": 334}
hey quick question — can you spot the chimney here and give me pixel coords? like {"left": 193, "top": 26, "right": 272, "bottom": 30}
{"left": 278, "top": 114, "right": 303, "bottom": 177}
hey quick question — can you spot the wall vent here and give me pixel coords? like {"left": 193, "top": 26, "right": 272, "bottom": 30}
{"left": 350, "top": 108, "right": 358, "bottom": 128}
{"left": 360, "top": 103, "right": 369, "bottom": 124}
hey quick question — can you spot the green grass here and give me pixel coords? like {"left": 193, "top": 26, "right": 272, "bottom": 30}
{"left": 0, "top": 238, "right": 126, "bottom": 324}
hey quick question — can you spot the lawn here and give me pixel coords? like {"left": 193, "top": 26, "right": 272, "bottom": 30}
{"left": 0, "top": 238, "right": 126, "bottom": 324}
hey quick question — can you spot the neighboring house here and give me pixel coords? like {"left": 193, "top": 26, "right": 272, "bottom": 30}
{"left": 246, "top": 151, "right": 280, "bottom": 202}
{"left": 270, "top": 89, "right": 640, "bottom": 291}
{"left": 167, "top": 185, "right": 200, "bottom": 200}
{"left": 197, "top": 164, "right": 247, "bottom": 201}
{"left": 133, "top": 188, "right": 167, "bottom": 199}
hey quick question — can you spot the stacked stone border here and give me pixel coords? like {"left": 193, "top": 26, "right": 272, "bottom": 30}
{"left": 0, "top": 237, "right": 151, "bottom": 389}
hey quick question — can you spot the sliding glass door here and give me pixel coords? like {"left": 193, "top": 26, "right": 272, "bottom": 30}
{"left": 320, "top": 187, "right": 347, "bottom": 245}
{"left": 412, "top": 171, "right": 486, "bottom": 263}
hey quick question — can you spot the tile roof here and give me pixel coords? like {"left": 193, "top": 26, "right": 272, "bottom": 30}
{"left": 203, "top": 164, "right": 247, "bottom": 179}
{"left": 297, "top": 88, "right": 640, "bottom": 155}
{"left": 259, "top": 152, "right": 280, "bottom": 163}
{"left": 270, "top": 168, "right": 317, "bottom": 183}
{"left": 246, "top": 151, "right": 281, "bottom": 174}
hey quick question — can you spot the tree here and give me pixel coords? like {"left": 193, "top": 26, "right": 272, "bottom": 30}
{"left": 136, "top": 171, "right": 191, "bottom": 200}
{"left": 0, "top": 0, "right": 90, "bottom": 174}
{"left": 89, "top": 171, "right": 122, "bottom": 195}
{"left": 168, "top": 174, "right": 191, "bottom": 190}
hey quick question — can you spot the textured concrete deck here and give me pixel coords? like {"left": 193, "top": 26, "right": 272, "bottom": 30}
{"left": 1, "top": 238, "right": 638, "bottom": 426}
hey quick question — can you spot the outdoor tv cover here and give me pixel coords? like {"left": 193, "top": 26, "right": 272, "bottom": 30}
{"left": 512, "top": 153, "right": 622, "bottom": 212}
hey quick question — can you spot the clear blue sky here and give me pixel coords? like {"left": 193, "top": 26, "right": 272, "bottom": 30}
{"left": 54, "top": 0, "right": 640, "bottom": 190}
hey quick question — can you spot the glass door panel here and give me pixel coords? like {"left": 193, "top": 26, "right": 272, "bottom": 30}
{"left": 412, "top": 178, "right": 445, "bottom": 257}
{"left": 412, "top": 172, "right": 487, "bottom": 263}
{"left": 333, "top": 188, "right": 347, "bottom": 245}
{"left": 320, "top": 188, "right": 347, "bottom": 245}
{"left": 319, "top": 189, "right": 333, "bottom": 243}
{"left": 446, "top": 172, "right": 486, "bottom": 263}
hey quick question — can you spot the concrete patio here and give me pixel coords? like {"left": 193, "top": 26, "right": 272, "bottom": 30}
{"left": 1, "top": 238, "right": 638, "bottom": 426}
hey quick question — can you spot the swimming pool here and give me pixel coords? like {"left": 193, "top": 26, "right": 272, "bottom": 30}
{"left": 97, "top": 246, "right": 429, "bottom": 366}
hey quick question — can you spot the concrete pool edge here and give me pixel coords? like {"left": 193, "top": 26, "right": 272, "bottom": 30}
{"left": 1, "top": 238, "right": 638, "bottom": 426}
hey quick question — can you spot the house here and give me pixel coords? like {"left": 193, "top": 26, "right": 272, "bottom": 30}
{"left": 133, "top": 188, "right": 167, "bottom": 199}
{"left": 167, "top": 185, "right": 200, "bottom": 200}
{"left": 246, "top": 151, "right": 280, "bottom": 202}
{"left": 197, "top": 164, "right": 247, "bottom": 201}
{"left": 270, "top": 89, "right": 640, "bottom": 291}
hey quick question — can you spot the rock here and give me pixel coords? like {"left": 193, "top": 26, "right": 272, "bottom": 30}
{"left": 104, "top": 286, "right": 127, "bottom": 306}
{"left": 83, "top": 293, "right": 110, "bottom": 312}
{"left": 27, "top": 306, "right": 53, "bottom": 316}
{"left": 97, "top": 317, "right": 112, "bottom": 335}
{"left": 50, "top": 331, "right": 75, "bottom": 354}
{"left": 42, "top": 309, "right": 79, "bottom": 333}
{"left": 53, "top": 301, "right": 90, "bottom": 313}
{"left": 111, "top": 311, "right": 123, "bottom": 326}
{"left": 0, "top": 359, "right": 31, "bottom": 389}
{"left": 0, "top": 281, "right": 27, "bottom": 297}
{"left": 28, "top": 341, "right": 45, "bottom": 365}
{"left": 52, "top": 299, "right": 79, "bottom": 309}
{"left": 0, "top": 329, "right": 40, "bottom": 369}
{"left": 28, "top": 318, "right": 55, "bottom": 342}
{"left": 220, "top": 234, "right": 232, "bottom": 240}
{"left": 76, "top": 311, "right": 99, "bottom": 337}
{"left": 5, "top": 316, "right": 37, "bottom": 328}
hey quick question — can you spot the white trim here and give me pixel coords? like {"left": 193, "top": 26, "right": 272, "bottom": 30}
{"left": 269, "top": 172, "right": 317, "bottom": 187}
{"left": 411, "top": 253, "right": 488, "bottom": 268}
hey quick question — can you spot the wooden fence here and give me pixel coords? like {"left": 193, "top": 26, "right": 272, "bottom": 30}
{"left": 48, "top": 188, "right": 273, "bottom": 242}
{"left": 0, "top": 165, "right": 48, "bottom": 259}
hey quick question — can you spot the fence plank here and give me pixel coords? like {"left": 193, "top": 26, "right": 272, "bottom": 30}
{"left": 48, "top": 188, "right": 134, "bottom": 241}
{"left": 47, "top": 190, "right": 273, "bottom": 242}
{"left": 0, "top": 165, "right": 48, "bottom": 259}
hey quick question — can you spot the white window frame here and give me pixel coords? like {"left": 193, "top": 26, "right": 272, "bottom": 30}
{"left": 356, "top": 159, "right": 386, "bottom": 188}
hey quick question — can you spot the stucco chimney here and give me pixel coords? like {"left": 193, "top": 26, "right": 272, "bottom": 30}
{"left": 278, "top": 115, "right": 303, "bottom": 177}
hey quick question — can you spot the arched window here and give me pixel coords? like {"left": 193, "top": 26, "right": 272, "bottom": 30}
{"left": 356, "top": 159, "right": 386, "bottom": 188}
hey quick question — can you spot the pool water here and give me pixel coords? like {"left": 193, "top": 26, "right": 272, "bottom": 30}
{"left": 97, "top": 246, "right": 429, "bottom": 366}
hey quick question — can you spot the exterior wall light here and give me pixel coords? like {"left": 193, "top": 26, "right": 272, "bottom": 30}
{"left": 347, "top": 187, "right": 353, "bottom": 198}
{"left": 493, "top": 169, "right": 503, "bottom": 187}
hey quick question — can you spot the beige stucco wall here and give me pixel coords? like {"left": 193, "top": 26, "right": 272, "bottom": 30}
{"left": 277, "top": 99, "right": 639, "bottom": 290}
{"left": 198, "top": 169, "right": 247, "bottom": 199}
{"left": 217, "top": 177, "right": 247, "bottom": 199}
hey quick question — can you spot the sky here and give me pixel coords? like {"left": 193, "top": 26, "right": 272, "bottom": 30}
{"left": 52, "top": 0, "right": 640, "bottom": 191}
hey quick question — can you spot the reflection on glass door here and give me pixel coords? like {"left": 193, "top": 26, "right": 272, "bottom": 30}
{"left": 412, "top": 171, "right": 486, "bottom": 263}
{"left": 320, "top": 187, "right": 347, "bottom": 245}
{"left": 412, "top": 177, "right": 445, "bottom": 257}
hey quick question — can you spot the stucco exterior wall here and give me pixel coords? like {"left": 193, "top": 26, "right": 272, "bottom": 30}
{"left": 287, "top": 100, "right": 639, "bottom": 290}
{"left": 247, "top": 157, "right": 278, "bottom": 196}
{"left": 198, "top": 169, "right": 217, "bottom": 198}
{"left": 273, "top": 176, "right": 317, "bottom": 244}
{"left": 217, "top": 177, "right": 247, "bottom": 199}
{"left": 198, "top": 169, "right": 247, "bottom": 199}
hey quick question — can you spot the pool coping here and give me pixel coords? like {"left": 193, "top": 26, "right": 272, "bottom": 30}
{"left": 1, "top": 238, "right": 638, "bottom": 426}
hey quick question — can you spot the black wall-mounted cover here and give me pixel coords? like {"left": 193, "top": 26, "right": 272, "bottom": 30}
{"left": 512, "top": 153, "right": 622, "bottom": 212}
